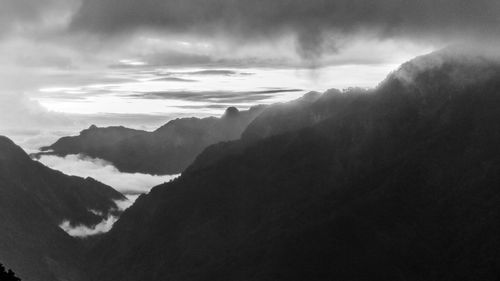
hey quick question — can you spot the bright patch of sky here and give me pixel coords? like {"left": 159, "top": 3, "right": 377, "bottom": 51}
{"left": 34, "top": 64, "right": 401, "bottom": 116}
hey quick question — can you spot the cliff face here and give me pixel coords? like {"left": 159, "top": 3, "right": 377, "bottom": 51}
{"left": 0, "top": 136, "right": 125, "bottom": 281}
{"left": 41, "top": 106, "right": 265, "bottom": 175}
{"left": 87, "top": 49, "right": 500, "bottom": 281}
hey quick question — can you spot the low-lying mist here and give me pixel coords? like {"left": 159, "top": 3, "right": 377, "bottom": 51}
{"left": 59, "top": 198, "right": 136, "bottom": 238}
{"left": 36, "top": 154, "right": 179, "bottom": 237}
{"left": 37, "top": 154, "right": 179, "bottom": 195}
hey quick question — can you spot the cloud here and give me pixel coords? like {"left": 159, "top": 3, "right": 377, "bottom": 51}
{"left": 181, "top": 70, "right": 244, "bottom": 76}
{"left": 37, "top": 154, "right": 179, "bottom": 195}
{"left": 114, "top": 198, "right": 135, "bottom": 211}
{"left": 42, "top": 154, "right": 178, "bottom": 238}
{"left": 151, "top": 77, "right": 197, "bottom": 82}
{"left": 59, "top": 214, "right": 117, "bottom": 237}
{"left": 133, "top": 89, "right": 303, "bottom": 103}
{"left": 1, "top": 0, "right": 492, "bottom": 75}
{"left": 0, "top": 0, "right": 62, "bottom": 36}
{"left": 69, "top": 0, "right": 500, "bottom": 60}
{"left": 3, "top": 129, "right": 73, "bottom": 153}
{"left": 0, "top": 0, "right": 438, "bottom": 100}
{"left": 0, "top": 92, "right": 73, "bottom": 130}
{"left": 58, "top": 196, "right": 137, "bottom": 238}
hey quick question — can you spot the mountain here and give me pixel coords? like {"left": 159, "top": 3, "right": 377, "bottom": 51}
{"left": 39, "top": 106, "right": 266, "bottom": 175}
{"left": 0, "top": 136, "right": 125, "bottom": 281}
{"left": 39, "top": 125, "right": 148, "bottom": 160}
{"left": 190, "top": 89, "right": 371, "bottom": 171}
{"left": 241, "top": 89, "right": 370, "bottom": 141}
{"left": 87, "top": 48, "right": 500, "bottom": 281}
{"left": 0, "top": 263, "right": 21, "bottom": 281}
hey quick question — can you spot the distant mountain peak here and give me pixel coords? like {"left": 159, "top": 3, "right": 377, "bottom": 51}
{"left": 0, "top": 135, "right": 17, "bottom": 147}
{"left": 223, "top": 106, "right": 240, "bottom": 118}
{"left": 0, "top": 135, "right": 31, "bottom": 161}
{"left": 300, "top": 91, "right": 322, "bottom": 103}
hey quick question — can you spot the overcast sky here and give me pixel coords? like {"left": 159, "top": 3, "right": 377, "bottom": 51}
{"left": 2, "top": 0, "right": 500, "bottom": 148}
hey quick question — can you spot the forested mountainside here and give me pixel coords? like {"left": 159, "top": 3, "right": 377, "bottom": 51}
{"left": 0, "top": 136, "right": 125, "bottom": 281}
{"left": 87, "top": 48, "right": 500, "bottom": 281}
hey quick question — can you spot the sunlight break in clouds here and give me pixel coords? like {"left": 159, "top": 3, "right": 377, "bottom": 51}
{"left": 38, "top": 154, "right": 179, "bottom": 195}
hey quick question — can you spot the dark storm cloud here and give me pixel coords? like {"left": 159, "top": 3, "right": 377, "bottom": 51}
{"left": 137, "top": 50, "right": 295, "bottom": 68}
{"left": 0, "top": 0, "right": 45, "bottom": 36}
{"left": 70, "top": 0, "right": 500, "bottom": 58}
{"left": 138, "top": 51, "right": 216, "bottom": 67}
{"left": 0, "top": 0, "right": 74, "bottom": 37}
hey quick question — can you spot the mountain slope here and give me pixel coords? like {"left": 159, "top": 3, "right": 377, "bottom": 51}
{"left": 40, "top": 106, "right": 265, "bottom": 175}
{"left": 40, "top": 125, "right": 148, "bottom": 161}
{"left": 241, "top": 88, "right": 370, "bottom": 141}
{"left": 0, "top": 136, "right": 125, "bottom": 281}
{"left": 87, "top": 48, "right": 500, "bottom": 281}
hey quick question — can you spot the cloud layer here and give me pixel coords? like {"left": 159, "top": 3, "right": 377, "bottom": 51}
{"left": 59, "top": 214, "right": 119, "bottom": 237}
{"left": 3, "top": 0, "right": 499, "bottom": 73}
{"left": 38, "top": 154, "right": 179, "bottom": 195}
{"left": 58, "top": 197, "right": 135, "bottom": 238}
{"left": 70, "top": 0, "right": 500, "bottom": 59}
{"left": 42, "top": 154, "right": 178, "bottom": 237}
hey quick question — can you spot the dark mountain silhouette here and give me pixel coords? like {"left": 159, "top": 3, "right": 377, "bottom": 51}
{"left": 0, "top": 136, "right": 125, "bottom": 281}
{"left": 0, "top": 263, "right": 21, "bottom": 281}
{"left": 190, "top": 88, "right": 371, "bottom": 172}
{"left": 39, "top": 106, "right": 265, "bottom": 175}
{"left": 87, "top": 48, "right": 500, "bottom": 281}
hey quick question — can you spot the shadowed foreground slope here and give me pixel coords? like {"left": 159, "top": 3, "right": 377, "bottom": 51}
{"left": 0, "top": 263, "right": 21, "bottom": 281}
{"left": 88, "top": 48, "right": 500, "bottom": 281}
{"left": 0, "top": 136, "right": 125, "bottom": 281}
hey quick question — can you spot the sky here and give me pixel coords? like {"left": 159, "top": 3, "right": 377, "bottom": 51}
{"left": 5, "top": 0, "right": 483, "bottom": 148}
{"left": 2, "top": 1, "right": 500, "bottom": 139}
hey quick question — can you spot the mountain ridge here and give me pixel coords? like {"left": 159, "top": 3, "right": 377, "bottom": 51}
{"left": 0, "top": 136, "right": 126, "bottom": 281}
{"left": 39, "top": 106, "right": 266, "bottom": 175}
{"left": 86, "top": 48, "right": 500, "bottom": 281}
